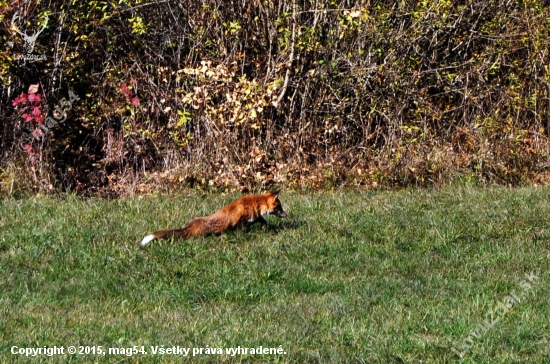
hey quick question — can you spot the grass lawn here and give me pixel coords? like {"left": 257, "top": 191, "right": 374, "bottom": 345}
{"left": 1, "top": 187, "right": 549, "bottom": 363}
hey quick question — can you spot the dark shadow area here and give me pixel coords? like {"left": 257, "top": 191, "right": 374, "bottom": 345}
{"left": 261, "top": 219, "right": 307, "bottom": 234}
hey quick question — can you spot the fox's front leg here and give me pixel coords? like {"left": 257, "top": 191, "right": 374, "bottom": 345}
{"left": 246, "top": 215, "right": 267, "bottom": 230}
{"left": 257, "top": 215, "right": 268, "bottom": 229}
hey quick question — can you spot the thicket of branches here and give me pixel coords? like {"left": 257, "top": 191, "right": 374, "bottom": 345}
{"left": 1, "top": 0, "right": 550, "bottom": 195}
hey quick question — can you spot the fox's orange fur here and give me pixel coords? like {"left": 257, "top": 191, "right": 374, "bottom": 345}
{"left": 140, "top": 191, "right": 287, "bottom": 246}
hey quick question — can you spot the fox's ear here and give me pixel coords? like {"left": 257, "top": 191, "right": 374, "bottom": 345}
{"left": 270, "top": 189, "right": 280, "bottom": 196}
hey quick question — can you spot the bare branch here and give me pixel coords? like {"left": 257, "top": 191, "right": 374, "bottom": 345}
{"left": 272, "top": 0, "right": 296, "bottom": 109}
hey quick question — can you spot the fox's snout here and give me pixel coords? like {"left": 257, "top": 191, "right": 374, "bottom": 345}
{"left": 273, "top": 208, "right": 287, "bottom": 218}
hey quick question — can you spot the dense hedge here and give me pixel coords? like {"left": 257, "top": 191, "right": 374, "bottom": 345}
{"left": 1, "top": 0, "right": 550, "bottom": 195}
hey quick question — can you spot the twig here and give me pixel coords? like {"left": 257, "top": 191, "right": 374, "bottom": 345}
{"left": 272, "top": 0, "right": 296, "bottom": 108}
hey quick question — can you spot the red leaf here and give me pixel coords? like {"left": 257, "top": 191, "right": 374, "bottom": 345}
{"left": 131, "top": 96, "right": 140, "bottom": 106}
{"left": 28, "top": 93, "right": 36, "bottom": 103}
{"left": 22, "top": 114, "right": 33, "bottom": 122}
{"left": 34, "top": 93, "right": 42, "bottom": 103}
{"left": 35, "top": 115, "right": 45, "bottom": 124}
{"left": 12, "top": 97, "right": 21, "bottom": 107}
{"left": 32, "top": 129, "right": 44, "bottom": 139}
{"left": 32, "top": 106, "right": 41, "bottom": 117}
{"left": 23, "top": 144, "right": 33, "bottom": 153}
{"left": 19, "top": 93, "right": 28, "bottom": 104}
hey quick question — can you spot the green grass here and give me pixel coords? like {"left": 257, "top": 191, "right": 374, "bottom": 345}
{"left": 1, "top": 187, "right": 550, "bottom": 363}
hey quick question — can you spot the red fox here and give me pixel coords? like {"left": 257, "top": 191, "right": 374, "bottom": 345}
{"left": 140, "top": 190, "right": 287, "bottom": 246}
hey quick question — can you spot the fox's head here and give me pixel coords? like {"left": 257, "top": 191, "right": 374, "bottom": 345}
{"left": 267, "top": 190, "right": 287, "bottom": 218}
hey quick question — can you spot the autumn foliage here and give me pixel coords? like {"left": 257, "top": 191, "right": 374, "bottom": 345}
{"left": 1, "top": 0, "right": 550, "bottom": 195}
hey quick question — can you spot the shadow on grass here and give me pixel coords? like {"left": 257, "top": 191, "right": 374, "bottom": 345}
{"left": 264, "top": 218, "right": 306, "bottom": 233}
{"left": 220, "top": 219, "right": 305, "bottom": 244}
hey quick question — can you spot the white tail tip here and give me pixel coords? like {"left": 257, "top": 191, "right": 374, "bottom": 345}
{"left": 140, "top": 234, "right": 155, "bottom": 246}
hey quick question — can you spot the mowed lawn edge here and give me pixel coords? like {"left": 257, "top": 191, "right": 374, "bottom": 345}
{"left": 1, "top": 187, "right": 549, "bottom": 363}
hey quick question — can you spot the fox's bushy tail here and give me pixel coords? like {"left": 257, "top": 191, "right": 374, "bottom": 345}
{"left": 140, "top": 227, "right": 191, "bottom": 246}
{"left": 140, "top": 218, "right": 211, "bottom": 246}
